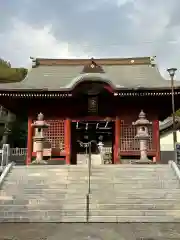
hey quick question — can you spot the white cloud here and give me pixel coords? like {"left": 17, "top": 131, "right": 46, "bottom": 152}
{"left": 1, "top": 0, "right": 180, "bottom": 80}
{"left": 116, "top": 0, "right": 133, "bottom": 7}
{"left": 0, "top": 19, "right": 89, "bottom": 68}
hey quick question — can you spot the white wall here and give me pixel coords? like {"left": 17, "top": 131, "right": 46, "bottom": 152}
{"left": 160, "top": 131, "right": 180, "bottom": 151}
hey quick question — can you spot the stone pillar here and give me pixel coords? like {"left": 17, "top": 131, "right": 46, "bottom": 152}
{"left": 31, "top": 113, "right": 49, "bottom": 165}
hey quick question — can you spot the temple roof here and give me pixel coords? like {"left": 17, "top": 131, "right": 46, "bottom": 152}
{"left": 0, "top": 56, "right": 179, "bottom": 92}
{"left": 159, "top": 117, "right": 180, "bottom": 133}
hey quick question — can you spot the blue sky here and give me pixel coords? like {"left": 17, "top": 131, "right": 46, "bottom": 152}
{"left": 1, "top": 0, "right": 180, "bottom": 79}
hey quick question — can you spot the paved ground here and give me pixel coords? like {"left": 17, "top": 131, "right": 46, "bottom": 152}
{"left": 0, "top": 223, "right": 180, "bottom": 240}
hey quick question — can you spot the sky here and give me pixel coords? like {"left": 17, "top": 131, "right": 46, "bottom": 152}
{"left": 1, "top": 0, "right": 180, "bottom": 79}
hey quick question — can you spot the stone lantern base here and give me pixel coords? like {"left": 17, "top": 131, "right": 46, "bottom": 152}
{"left": 31, "top": 159, "right": 47, "bottom": 165}
{"left": 133, "top": 158, "right": 153, "bottom": 164}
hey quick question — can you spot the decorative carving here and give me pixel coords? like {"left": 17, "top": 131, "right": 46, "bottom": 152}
{"left": 37, "top": 112, "right": 44, "bottom": 121}
{"left": 150, "top": 56, "right": 156, "bottom": 67}
{"left": 30, "top": 57, "right": 39, "bottom": 68}
{"left": 82, "top": 58, "right": 105, "bottom": 73}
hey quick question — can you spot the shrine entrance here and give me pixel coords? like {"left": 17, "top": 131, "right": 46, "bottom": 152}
{"left": 71, "top": 120, "right": 115, "bottom": 164}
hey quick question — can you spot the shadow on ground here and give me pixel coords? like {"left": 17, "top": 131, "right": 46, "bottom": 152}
{"left": 0, "top": 223, "right": 180, "bottom": 240}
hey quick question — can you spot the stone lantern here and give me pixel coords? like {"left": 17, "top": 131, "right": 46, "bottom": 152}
{"left": 31, "top": 113, "right": 49, "bottom": 164}
{"left": 97, "top": 139, "right": 104, "bottom": 164}
{"left": 132, "top": 110, "right": 152, "bottom": 164}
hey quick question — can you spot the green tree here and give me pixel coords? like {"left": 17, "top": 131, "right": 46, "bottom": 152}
{"left": 175, "top": 109, "right": 180, "bottom": 117}
{"left": 9, "top": 119, "right": 28, "bottom": 147}
{"left": 0, "top": 58, "right": 28, "bottom": 83}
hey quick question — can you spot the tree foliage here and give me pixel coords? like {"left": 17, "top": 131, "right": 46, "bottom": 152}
{"left": 0, "top": 58, "right": 28, "bottom": 83}
{"left": 9, "top": 119, "right": 28, "bottom": 147}
{"left": 175, "top": 109, "right": 180, "bottom": 117}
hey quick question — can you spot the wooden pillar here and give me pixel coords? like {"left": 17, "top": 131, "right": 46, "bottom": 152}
{"left": 26, "top": 116, "right": 33, "bottom": 165}
{"left": 114, "top": 117, "right": 121, "bottom": 164}
{"left": 65, "top": 119, "right": 71, "bottom": 165}
{"left": 153, "top": 120, "right": 160, "bottom": 161}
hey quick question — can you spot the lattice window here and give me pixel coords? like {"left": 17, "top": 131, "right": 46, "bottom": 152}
{"left": 120, "top": 120, "right": 153, "bottom": 152}
{"left": 44, "top": 120, "right": 65, "bottom": 149}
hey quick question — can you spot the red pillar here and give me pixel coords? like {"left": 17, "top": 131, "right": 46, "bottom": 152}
{"left": 65, "top": 119, "right": 71, "bottom": 164}
{"left": 153, "top": 120, "right": 160, "bottom": 162}
{"left": 114, "top": 117, "right": 121, "bottom": 164}
{"left": 26, "top": 116, "right": 33, "bottom": 165}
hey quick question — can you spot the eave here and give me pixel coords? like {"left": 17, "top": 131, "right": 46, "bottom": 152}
{"left": 0, "top": 88, "right": 179, "bottom": 98}
{"left": 0, "top": 92, "right": 72, "bottom": 98}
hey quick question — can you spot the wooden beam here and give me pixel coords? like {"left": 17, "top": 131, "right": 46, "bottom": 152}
{"left": 114, "top": 117, "right": 120, "bottom": 164}
{"left": 65, "top": 119, "right": 71, "bottom": 164}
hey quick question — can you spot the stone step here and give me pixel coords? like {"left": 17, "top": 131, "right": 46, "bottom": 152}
{"left": 1, "top": 193, "right": 179, "bottom": 201}
{"left": 94, "top": 167, "right": 173, "bottom": 171}
{"left": 0, "top": 210, "right": 86, "bottom": 218}
{"left": 10, "top": 167, "right": 171, "bottom": 172}
{"left": 90, "top": 168, "right": 171, "bottom": 171}
{"left": 0, "top": 204, "right": 86, "bottom": 211}
{"left": 90, "top": 172, "right": 175, "bottom": 176}
{"left": 0, "top": 197, "right": 87, "bottom": 205}
{"left": 2, "top": 184, "right": 89, "bottom": 190}
{"left": 89, "top": 176, "right": 176, "bottom": 180}
{"left": 89, "top": 198, "right": 180, "bottom": 204}
{"left": 13, "top": 165, "right": 87, "bottom": 169}
{"left": 12, "top": 165, "right": 170, "bottom": 169}
{"left": 1, "top": 190, "right": 87, "bottom": 195}
{"left": 3, "top": 185, "right": 180, "bottom": 196}
{"left": 2, "top": 181, "right": 87, "bottom": 185}
{"left": 5, "top": 179, "right": 176, "bottom": 186}
{"left": 1, "top": 202, "right": 178, "bottom": 211}
{"left": 90, "top": 167, "right": 172, "bottom": 170}
{"left": 90, "top": 193, "right": 180, "bottom": 199}
{"left": 88, "top": 215, "right": 180, "bottom": 223}
{"left": 89, "top": 183, "right": 180, "bottom": 189}
{"left": 6, "top": 175, "right": 177, "bottom": 180}
{"left": 89, "top": 203, "right": 180, "bottom": 210}
{"left": 2, "top": 189, "right": 180, "bottom": 196}
{"left": 3, "top": 183, "right": 180, "bottom": 189}
{"left": 1, "top": 209, "right": 180, "bottom": 217}
{"left": 0, "top": 210, "right": 179, "bottom": 223}
{"left": 0, "top": 198, "right": 179, "bottom": 205}
{"left": 90, "top": 172, "right": 173, "bottom": 175}
{"left": 0, "top": 215, "right": 179, "bottom": 223}
{"left": 90, "top": 188, "right": 180, "bottom": 193}
{"left": 0, "top": 216, "right": 87, "bottom": 222}
{"left": 89, "top": 209, "right": 180, "bottom": 216}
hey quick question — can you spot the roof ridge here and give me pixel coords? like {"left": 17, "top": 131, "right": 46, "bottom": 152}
{"left": 30, "top": 56, "right": 156, "bottom": 67}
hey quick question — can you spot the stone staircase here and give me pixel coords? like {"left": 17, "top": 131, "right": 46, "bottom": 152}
{"left": 77, "top": 154, "right": 102, "bottom": 165}
{"left": 0, "top": 164, "right": 180, "bottom": 222}
{"left": 89, "top": 165, "right": 180, "bottom": 222}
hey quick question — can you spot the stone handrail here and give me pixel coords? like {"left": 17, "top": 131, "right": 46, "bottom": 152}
{"left": 168, "top": 160, "right": 180, "bottom": 181}
{"left": 0, "top": 162, "right": 14, "bottom": 188}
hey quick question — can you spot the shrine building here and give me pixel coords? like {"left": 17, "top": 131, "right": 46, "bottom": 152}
{"left": 0, "top": 56, "right": 180, "bottom": 165}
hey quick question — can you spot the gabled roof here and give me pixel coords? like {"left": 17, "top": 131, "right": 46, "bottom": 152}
{"left": 159, "top": 117, "right": 180, "bottom": 136}
{"left": 0, "top": 56, "right": 179, "bottom": 92}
